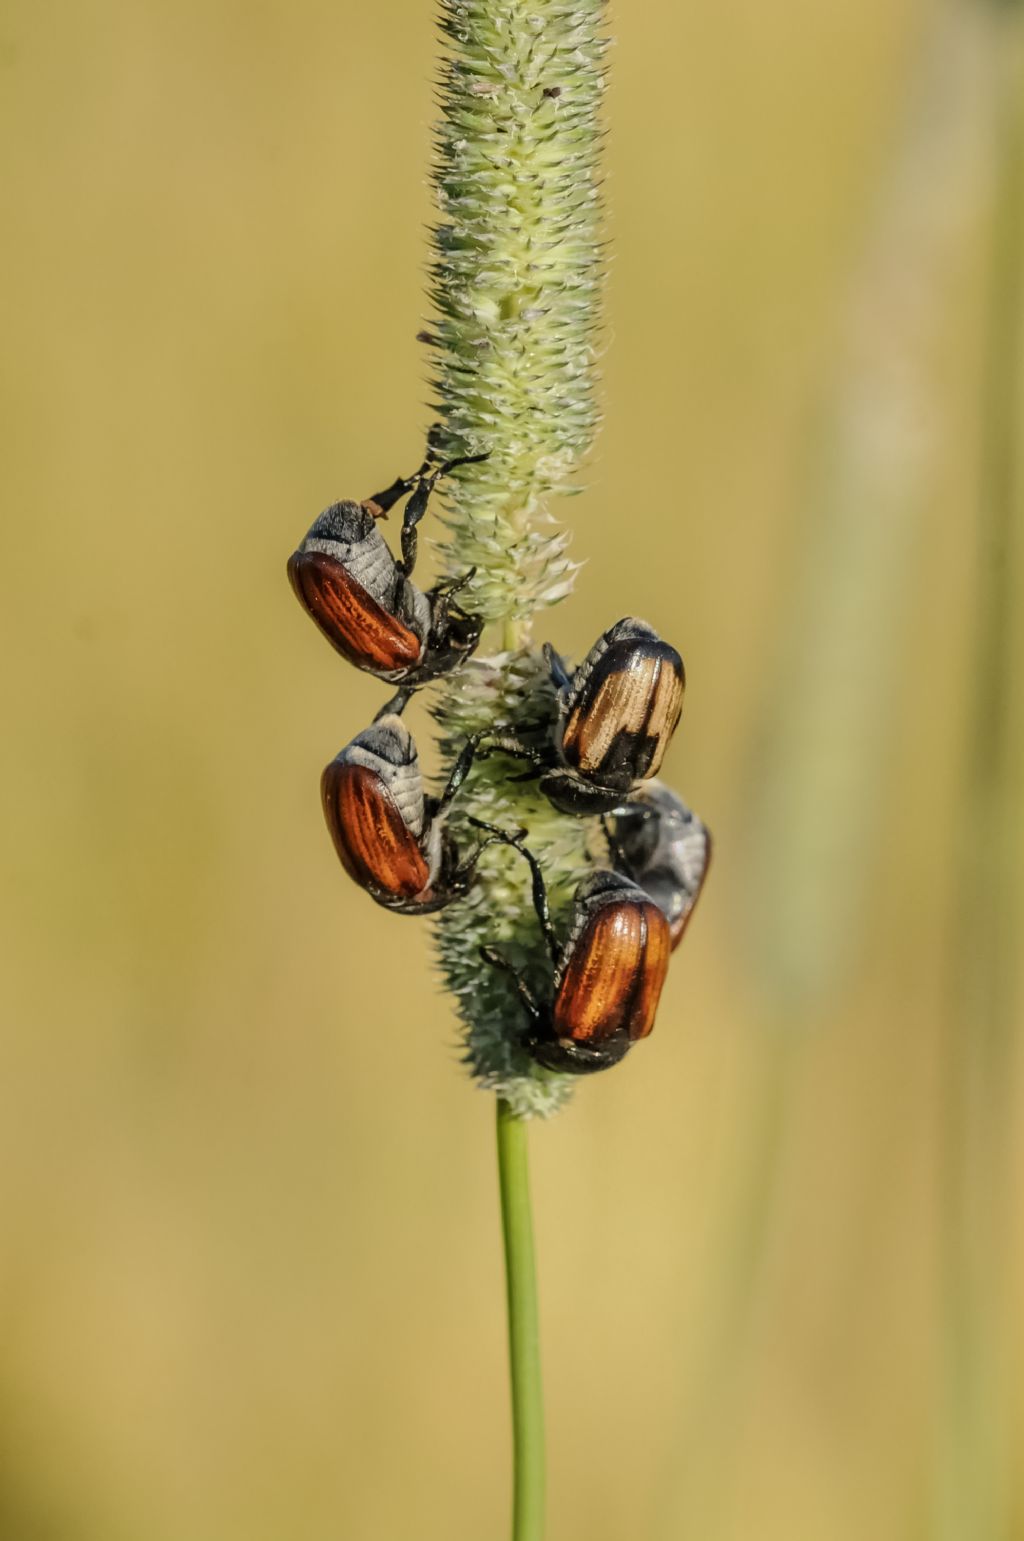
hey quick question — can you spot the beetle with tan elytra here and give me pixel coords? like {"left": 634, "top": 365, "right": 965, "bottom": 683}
{"left": 484, "top": 617, "right": 686, "bottom": 816}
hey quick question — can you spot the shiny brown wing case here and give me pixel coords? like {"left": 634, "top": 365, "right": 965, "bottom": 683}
{"left": 288, "top": 550, "right": 423, "bottom": 673}
{"left": 321, "top": 761, "right": 430, "bottom": 901}
{"left": 553, "top": 897, "right": 671, "bottom": 1043}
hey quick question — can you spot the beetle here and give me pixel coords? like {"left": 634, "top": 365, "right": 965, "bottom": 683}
{"left": 602, "top": 781, "right": 711, "bottom": 951}
{"left": 287, "top": 451, "right": 488, "bottom": 685}
{"left": 320, "top": 711, "right": 498, "bottom": 915}
{"left": 477, "top": 827, "right": 672, "bottom": 1073}
{"left": 484, "top": 617, "right": 686, "bottom": 816}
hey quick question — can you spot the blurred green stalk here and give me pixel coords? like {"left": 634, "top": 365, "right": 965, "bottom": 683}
{"left": 496, "top": 1100, "right": 545, "bottom": 1541}
{"left": 684, "top": 8, "right": 992, "bottom": 1534}
{"left": 940, "top": 7, "right": 1024, "bottom": 1537}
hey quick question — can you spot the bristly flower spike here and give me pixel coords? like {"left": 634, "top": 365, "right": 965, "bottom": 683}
{"left": 426, "top": 0, "right": 609, "bottom": 1116}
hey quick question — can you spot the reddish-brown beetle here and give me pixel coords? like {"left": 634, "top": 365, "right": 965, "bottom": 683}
{"left": 320, "top": 713, "right": 496, "bottom": 915}
{"left": 602, "top": 781, "right": 711, "bottom": 951}
{"left": 288, "top": 453, "right": 487, "bottom": 686}
{"left": 485, "top": 618, "right": 686, "bottom": 816}
{"left": 477, "top": 828, "right": 672, "bottom": 1073}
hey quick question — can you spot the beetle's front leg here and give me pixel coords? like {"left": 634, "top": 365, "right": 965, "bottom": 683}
{"left": 542, "top": 640, "right": 573, "bottom": 692}
{"left": 397, "top": 451, "right": 490, "bottom": 577}
{"left": 469, "top": 820, "right": 560, "bottom": 967}
{"left": 396, "top": 478, "right": 432, "bottom": 577}
{"left": 362, "top": 462, "right": 427, "bottom": 521}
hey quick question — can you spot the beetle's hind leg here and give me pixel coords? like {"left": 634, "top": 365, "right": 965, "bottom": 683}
{"left": 447, "top": 819, "right": 521, "bottom": 894}
{"left": 467, "top": 819, "right": 560, "bottom": 967}
{"left": 373, "top": 687, "right": 414, "bottom": 723}
{"left": 479, "top": 945, "right": 544, "bottom": 1034}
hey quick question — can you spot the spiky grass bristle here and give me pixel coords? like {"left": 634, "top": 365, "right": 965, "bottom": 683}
{"left": 427, "top": 1, "right": 607, "bottom": 1115}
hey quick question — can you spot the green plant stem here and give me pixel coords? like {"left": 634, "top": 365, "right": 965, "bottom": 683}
{"left": 496, "top": 1099, "right": 545, "bottom": 1541}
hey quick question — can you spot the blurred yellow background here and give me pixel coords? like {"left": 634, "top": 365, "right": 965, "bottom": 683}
{"left": 2, "top": 0, "right": 1021, "bottom": 1537}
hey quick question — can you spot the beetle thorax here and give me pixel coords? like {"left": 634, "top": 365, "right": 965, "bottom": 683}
{"left": 303, "top": 503, "right": 402, "bottom": 612}
{"left": 340, "top": 718, "right": 427, "bottom": 840}
{"left": 345, "top": 747, "right": 425, "bottom": 838}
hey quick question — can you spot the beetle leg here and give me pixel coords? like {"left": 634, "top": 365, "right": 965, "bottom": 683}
{"left": 432, "top": 729, "right": 486, "bottom": 819}
{"left": 362, "top": 461, "right": 429, "bottom": 520}
{"left": 396, "top": 482, "right": 431, "bottom": 577}
{"left": 433, "top": 450, "right": 491, "bottom": 478}
{"left": 479, "top": 945, "right": 544, "bottom": 1032}
{"left": 466, "top": 817, "right": 529, "bottom": 845}
{"left": 373, "top": 688, "right": 414, "bottom": 723}
{"left": 476, "top": 735, "right": 547, "bottom": 772}
{"left": 467, "top": 819, "right": 560, "bottom": 967}
{"left": 474, "top": 733, "right": 548, "bottom": 784}
{"left": 448, "top": 826, "right": 513, "bottom": 891}
{"left": 518, "top": 844, "right": 560, "bottom": 968}
{"left": 429, "top": 566, "right": 478, "bottom": 634}
{"left": 397, "top": 452, "right": 491, "bottom": 577}
{"left": 542, "top": 640, "right": 573, "bottom": 692}
{"left": 600, "top": 812, "right": 631, "bottom": 872}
